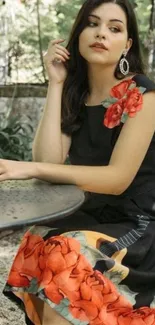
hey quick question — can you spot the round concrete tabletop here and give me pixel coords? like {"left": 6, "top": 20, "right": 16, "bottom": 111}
{"left": 0, "top": 179, "right": 85, "bottom": 230}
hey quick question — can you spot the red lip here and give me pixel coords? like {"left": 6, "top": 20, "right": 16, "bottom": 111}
{"left": 90, "top": 42, "right": 108, "bottom": 50}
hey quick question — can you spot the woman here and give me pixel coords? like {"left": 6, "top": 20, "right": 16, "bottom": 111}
{"left": 2, "top": 0, "right": 155, "bottom": 324}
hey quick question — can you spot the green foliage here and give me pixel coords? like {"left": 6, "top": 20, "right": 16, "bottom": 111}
{"left": 55, "top": 0, "right": 83, "bottom": 38}
{"left": 0, "top": 113, "right": 33, "bottom": 161}
{"left": 134, "top": 0, "right": 152, "bottom": 43}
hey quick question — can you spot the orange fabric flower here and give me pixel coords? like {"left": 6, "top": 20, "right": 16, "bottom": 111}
{"left": 118, "top": 307, "right": 155, "bottom": 325}
{"left": 124, "top": 87, "right": 143, "bottom": 117}
{"left": 69, "top": 270, "right": 132, "bottom": 324}
{"left": 38, "top": 235, "right": 92, "bottom": 304}
{"left": 110, "top": 79, "right": 135, "bottom": 99}
{"left": 7, "top": 232, "right": 155, "bottom": 325}
{"left": 103, "top": 80, "right": 144, "bottom": 128}
{"left": 7, "top": 231, "right": 44, "bottom": 287}
{"left": 104, "top": 99, "right": 125, "bottom": 128}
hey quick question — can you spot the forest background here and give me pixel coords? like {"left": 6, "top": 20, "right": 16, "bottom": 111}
{"left": 0, "top": 0, "right": 155, "bottom": 85}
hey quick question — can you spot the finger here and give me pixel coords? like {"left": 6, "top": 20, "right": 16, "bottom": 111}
{"left": 53, "top": 54, "right": 66, "bottom": 62}
{"left": 45, "top": 49, "right": 69, "bottom": 63}
{"left": 0, "top": 174, "right": 8, "bottom": 182}
{"left": 0, "top": 167, "right": 5, "bottom": 175}
{"left": 55, "top": 49, "right": 70, "bottom": 60}
{"left": 55, "top": 45, "right": 70, "bottom": 56}
{"left": 43, "top": 51, "right": 47, "bottom": 57}
{"left": 50, "top": 39, "right": 65, "bottom": 47}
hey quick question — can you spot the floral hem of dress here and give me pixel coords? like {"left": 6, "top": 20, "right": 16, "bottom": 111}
{"left": 3, "top": 226, "right": 155, "bottom": 325}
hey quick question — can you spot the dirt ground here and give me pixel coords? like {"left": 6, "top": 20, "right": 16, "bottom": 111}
{"left": 0, "top": 229, "right": 27, "bottom": 325}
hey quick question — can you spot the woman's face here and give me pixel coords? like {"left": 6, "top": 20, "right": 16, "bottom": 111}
{"left": 79, "top": 2, "right": 132, "bottom": 67}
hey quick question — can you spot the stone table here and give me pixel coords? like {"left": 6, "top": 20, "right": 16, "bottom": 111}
{"left": 0, "top": 179, "right": 85, "bottom": 230}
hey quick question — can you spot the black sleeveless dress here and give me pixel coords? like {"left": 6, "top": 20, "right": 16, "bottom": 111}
{"left": 3, "top": 74, "right": 155, "bottom": 325}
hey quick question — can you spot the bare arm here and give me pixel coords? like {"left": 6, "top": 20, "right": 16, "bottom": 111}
{"left": 32, "top": 39, "right": 71, "bottom": 164}
{"left": 32, "top": 82, "right": 71, "bottom": 164}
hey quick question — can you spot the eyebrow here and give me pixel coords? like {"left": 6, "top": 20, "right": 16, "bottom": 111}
{"left": 88, "top": 14, "right": 124, "bottom": 24}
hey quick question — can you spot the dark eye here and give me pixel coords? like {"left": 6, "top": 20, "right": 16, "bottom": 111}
{"left": 88, "top": 21, "right": 98, "bottom": 27}
{"left": 110, "top": 27, "right": 120, "bottom": 33}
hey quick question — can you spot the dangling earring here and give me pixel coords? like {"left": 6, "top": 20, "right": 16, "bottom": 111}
{"left": 119, "top": 51, "right": 129, "bottom": 75}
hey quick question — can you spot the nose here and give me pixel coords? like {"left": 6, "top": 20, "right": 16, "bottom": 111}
{"left": 95, "top": 24, "right": 107, "bottom": 40}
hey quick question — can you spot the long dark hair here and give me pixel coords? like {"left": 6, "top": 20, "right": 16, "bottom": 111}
{"left": 61, "top": 0, "right": 145, "bottom": 135}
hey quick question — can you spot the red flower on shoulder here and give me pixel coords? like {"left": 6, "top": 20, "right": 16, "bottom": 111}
{"left": 102, "top": 79, "right": 146, "bottom": 128}
{"left": 124, "top": 87, "right": 143, "bottom": 117}
{"left": 104, "top": 98, "right": 125, "bottom": 129}
{"left": 110, "top": 79, "right": 135, "bottom": 99}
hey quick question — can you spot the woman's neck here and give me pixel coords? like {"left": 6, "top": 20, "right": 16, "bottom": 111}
{"left": 86, "top": 66, "right": 135, "bottom": 106}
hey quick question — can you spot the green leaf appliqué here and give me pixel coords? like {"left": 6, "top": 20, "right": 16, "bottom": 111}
{"left": 121, "top": 112, "right": 128, "bottom": 124}
{"left": 101, "top": 96, "right": 118, "bottom": 108}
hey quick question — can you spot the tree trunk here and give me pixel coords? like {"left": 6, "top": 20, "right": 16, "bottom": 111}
{"left": 36, "top": 0, "right": 46, "bottom": 83}
{"left": 148, "top": 0, "right": 155, "bottom": 79}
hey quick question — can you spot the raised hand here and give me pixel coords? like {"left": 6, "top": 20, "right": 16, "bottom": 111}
{"left": 43, "top": 39, "right": 70, "bottom": 84}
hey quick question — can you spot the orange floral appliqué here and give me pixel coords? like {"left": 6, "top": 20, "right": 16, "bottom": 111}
{"left": 7, "top": 232, "right": 155, "bottom": 325}
{"left": 7, "top": 231, "right": 44, "bottom": 287}
{"left": 110, "top": 79, "right": 134, "bottom": 99}
{"left": 102, "top": 79, "right": 146, "bottom": 129}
